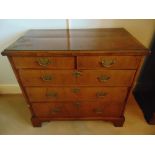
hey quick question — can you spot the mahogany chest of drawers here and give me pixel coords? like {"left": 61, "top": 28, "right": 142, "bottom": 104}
{"left": 1, "top": 28, "right": 149, "bottom": 127}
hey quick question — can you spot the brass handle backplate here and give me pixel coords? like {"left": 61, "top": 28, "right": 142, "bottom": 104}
{"left": 51, "top": 107, "right": 61, "bottom": 114}
{"left": 98, "top": 75, "right": 110, "bottom": 82}
{"left": 93, "top": 108, "right": 103, "bottom": 114}
{"left": 100, "top": 59, "right": 116, "bottom": 68}
{"left": 96, "top": 92, "right": 107, "bottom": 98}
{"left": 46, "top": 92, "right": 58, "bottom": 98}
{"left": 72, "top": 88, "right": 80, "bottom": 94}
{"left": 73, "top": 71, "right": 82, "bottom": 78}
{"left": 37, "top": 58, "right": 51, "bottom": 67}
{"left": 41, "top": 75, "right": 53, "bottom": 81}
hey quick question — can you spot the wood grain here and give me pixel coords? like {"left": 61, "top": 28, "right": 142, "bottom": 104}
{"left": 12, "top": 56, "right": 75, "bottom": 69}
{"left": 77, "top": 56, "right": 141, "bottom": 69}
{"left": 2, "top": 28, "right": 148, "bottom": 56}
{"left": 26, "top": 87, "right": 128, "bottom": 102}
{"left": 1, "top": 29, "right": 149, "bottom": 127}
{"left": 32, "top": 101, "right": 124, "bottom": 118}
{"left": 19, "top": 69, "right": 136, "bottom": 86}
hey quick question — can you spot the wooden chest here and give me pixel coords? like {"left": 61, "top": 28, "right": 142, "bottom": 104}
{"left": 1, "top": 28, "right": 149, "bottom": 127}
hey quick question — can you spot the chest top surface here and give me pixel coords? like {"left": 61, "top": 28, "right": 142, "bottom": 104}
{"left": 2, "top": 28, "right": 149, "bottom": 56}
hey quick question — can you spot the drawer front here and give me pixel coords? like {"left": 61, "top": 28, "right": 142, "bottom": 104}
{"left": 77, "top": 70, "right": 135, "bottom": 86}
{"left": 32, "top": 101, "right": 124, "bottom": 118}
{"left": 19, "top": 70, "right": 77, "bottom": 86}
{"left": 32, "top": 102, "right": 78, "bottom": 117}
{"left": 78, "top": 101, "right": 124, "bottom": 117}
{"left": 76, "top": 70, "right": 135, "bottom": 87}
{"left": 26, "top": 87, "right": 128, "bottom": 102}
{"left": 77, "top": 56, "right": 141, "bottom": 69}
{"left": 12, "top": 56, "right": 75, "bottom": 69}
{"left": 19, "top": 69, "right": 135, "bottom": 86}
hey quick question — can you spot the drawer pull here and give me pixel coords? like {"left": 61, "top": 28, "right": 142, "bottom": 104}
{"left": 101, "top": 59, "right": 116, "bottom": 68}
{"left": 51, "top": 107, "right": 61, "bottom": 114}
{"left": 37, "top": 58, "right": 51, "bottom": 67}
{"left": 93, "top": 108, "right": 103, "bottom": 114}
{"left": 41, "top": 75, "right": 53, "bottom": 81}
{"left": 46, "top": 92, "right": 58, "bottom": 98}
{"left": 73, "top": 71, "right": 82, "bottom": 78}
{"left": 96, "top": 92, "right": 107, "bottom": 97}
{"left": 72, "top": 88, "right": 80, "bottom": 94}
{"left": 98, "top": 75, "right": 110, "bottom": 82}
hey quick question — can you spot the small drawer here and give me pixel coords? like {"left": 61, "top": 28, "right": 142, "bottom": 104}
{"left": 26, "top": 87, "right": 128, "bottom": 102}
{"left": 12, "top": 56, "right": 75, "bottom": 69}
{"left": 77, "top": 56, "right": 141, "bottom": 69}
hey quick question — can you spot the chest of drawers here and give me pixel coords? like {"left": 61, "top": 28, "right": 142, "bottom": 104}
{"left": 1, "top": 28, "right": 149, "bottom": 127}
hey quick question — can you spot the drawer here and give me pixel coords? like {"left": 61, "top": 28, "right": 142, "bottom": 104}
{"left": 19, "top": 70, "right": 77, "bottom": 86}
{"left": 78, "top": 101, "right": 124, "bottom": 117}
{"left": 19, "top": 69, "right": 135, "bottom": 86}
{"left": 12, "top": 56, "right": 75, "bottom": 69}
{"left": 77, "top": 70, "right": 135, "bottom": 86}
{"left": 26, "top": 87, "right": 128, "bottom": 102}
{"left": 32, "top": 102, "right": 78, "bottom": 118}
{"left": 77, "top": 56, "right": 141, "bottom": 69}
{"left": 32, "top": 101, "right": 124, "bottom": 118}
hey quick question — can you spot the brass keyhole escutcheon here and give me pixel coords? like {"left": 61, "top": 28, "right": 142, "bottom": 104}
{"left": 72, "top": 71, "right": 82, "bottom": 78}
{"left": 74, "top": 101, "right": 81, "bottom": 108}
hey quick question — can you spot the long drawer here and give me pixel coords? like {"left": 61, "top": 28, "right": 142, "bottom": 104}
{"left": 12, "top": 56, "right": 75, "bottom": 69}
{"left": 26, "top": 87, "right": 128, "bottom": 102}
{"left": 77, "top": 56, "right": 141, "bottom": 69}
{"left": 19, "top": 69, "right": 135, "bottom": 86}
{"left": 32, "top": 101, "right": 124, "bottom": 118}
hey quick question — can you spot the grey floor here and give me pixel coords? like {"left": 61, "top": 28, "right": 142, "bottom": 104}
{"left": 0, "top": 94, "right": 155, "bottom": 135}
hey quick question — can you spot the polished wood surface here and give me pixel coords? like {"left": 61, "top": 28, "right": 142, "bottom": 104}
{"left": 32, "top": 101, "right": 124, "bottom": 118}
{"left": 1, "top": 29, "right": 149, "bottom": 127}
{"left": 76, "top": 70, "right": 135, "bottom": 86}
{"left": 2, "top": 29, "right": 148, "bottom": 56}
{"left": 26, "top": 87, "right": 128, "bottom": 102}
{"left": 77, "top": 56, "right": 141, "bottom": 69}
{"left": 19, "top": 69, "right": 135, "bottom": 86}
{"left": 12, "top": 56, "right": 74, "bottom": 69}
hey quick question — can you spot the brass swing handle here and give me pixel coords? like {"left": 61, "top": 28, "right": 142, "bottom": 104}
{"left": 72, "top": 88, "right": 80, "bottom": 94}
{"left": 51, "top": 107, "right": 61, "bottom": 114}
{"left": 101, "top": 59, "right": 116, "bottom": 68}
{"left": 37, "top": 58, "right": 51, "bottom": 67}
{"left": 98, "top": 75, "right": 110, "bottom": 82}
{"left": 41, "top": 75, "right": 53, "bottom": 81}
{"left": 96, "top": 92, "right": 107, "bottom": 98}
{"left": 93, "top": 108, "right": 104, "bottom": 114}
{"left": 46, "top": 92, "right": 58, "bottom": 98}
